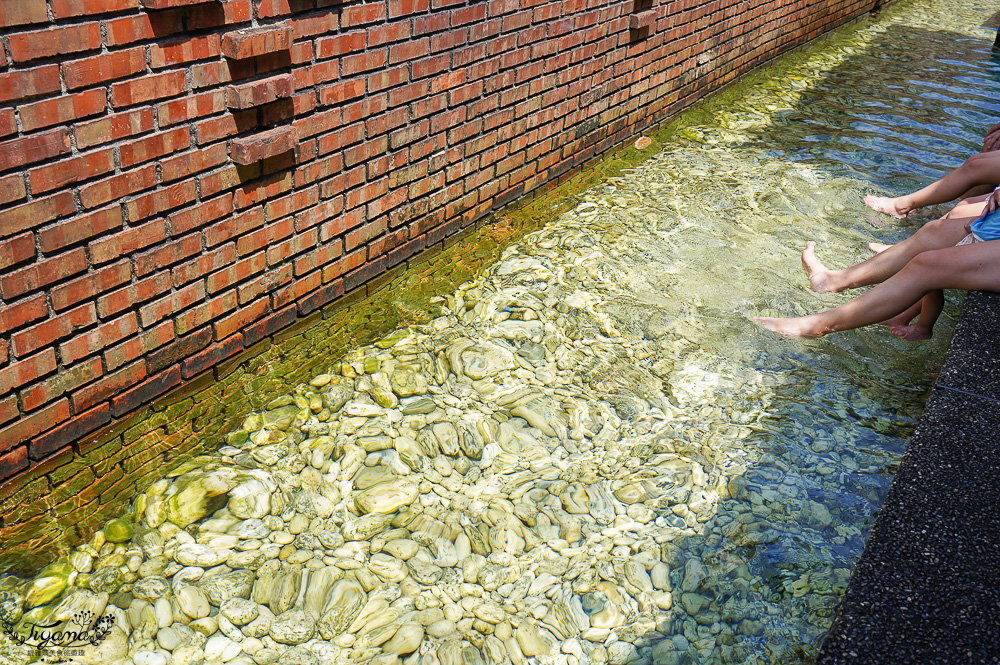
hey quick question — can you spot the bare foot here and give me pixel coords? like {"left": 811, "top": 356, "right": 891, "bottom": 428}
{"left": 863, "top": 195, "right": 910, "bottom": 218}
{"left": 801, "top": 241, "right": 837, "bottom": 293}
{"left": 868, "top": 242, "right": 893, "bottom": 254}
{"left": 878, "top": 312, "right": 914, "bottom": 328}
{"left": 890, "top": 324, "right": 933, "bottom": 341}
{"left": 753, "top": 316, "right": 825, "bottom": 338}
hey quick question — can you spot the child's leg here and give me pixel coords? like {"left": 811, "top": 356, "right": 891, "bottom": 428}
{"left": 890, "top": 291, "right": 944, "bottom": 341}
{"left": 755, "top": 241, "right": 1000, "bottom": 337}
{"left": 864, "top": 151, "right": 1000, "bottom": 217}
{"left": 802, "top": 214, "right": 971, "bottom": 292}
{"left": 879, "top": 300, "right": 922, "bottom": 328}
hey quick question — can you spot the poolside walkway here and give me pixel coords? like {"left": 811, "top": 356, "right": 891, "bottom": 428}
{"left": 818, "top": 290, "right": 1000, "bottom": 664}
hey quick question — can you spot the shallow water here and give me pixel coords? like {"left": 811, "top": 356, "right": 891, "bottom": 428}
{"left": 3, "top": 1, "right": 999, "bottom": 664}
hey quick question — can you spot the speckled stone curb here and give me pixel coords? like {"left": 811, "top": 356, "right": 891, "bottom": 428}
{"left": 818, "top": 290, "right": 1000, "bottom": 664}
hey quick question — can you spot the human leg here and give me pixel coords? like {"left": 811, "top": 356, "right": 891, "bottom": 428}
{"left": 863, "top": 152, "right": 1000, "bottom": 217}
{"left": 755, "top": 241, "right": 1000, "bottom": 337}
{"left": 890, "top": 290, "right": 944, "bottom": 341}
{"left": 866, "top": 194, "right": 990, "bottom": 254}
{"left": 801, "top": 215, "right": 971, "bottom": 292}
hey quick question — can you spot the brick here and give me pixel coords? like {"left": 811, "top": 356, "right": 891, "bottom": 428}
{"left": 28, "top": 148, "right": 116, "bottom": 195}
{"left": 52, "top": 0, "right": 138, "bottom": 18}
{"left": 157, "top": 90, "right": 227, "bottom": 126}
{"left": 17, "top": 90, "right": 106, "bottom": 133}
{"left": 119, "top": 128, "right": 191, "bottom": 168}
{"left": 316, "top": 31, "right": 366, "bottom": 59}
{"left": 145, "top": 0, "right": 217, "bottom": 7}
{"left": 222, "top": 23, "right": 293, "bottom": 59}
{"left": 39, "top": 204, "right": 123, "bottom": 253}
{"left": 0, "top": 446, "right": 27, "bottom": 481}
{"left": 139, "top": 281, "right": 205, "bottom": 326}
{"left": 169, "top": 194, "right": 234, "bottom": 235}
{"left": 171, "top": 243, "right": 237, "bottom": 287}
{"left": 50, "top": 260, "right": 132, "bottom": 312}
{"left": 62, "top": 48, "right": 147, "bottom": 90}
{"left": 0, "top": 109, "right": 14, "bottom": 137}
{"left": 174, "top": 290, "right": 237, "bottom": 335}
{"left": 243, "top": 303, "right": 296, "bottom": 346}
{"left": 71, "top": 361, "right": 146, "bottom": 413}
{"left": 135, "top": 234, "right": 202, "bottom": 277}
{"left": 0, "top": 129, "right": 71, "bottom": 173}
{"left": 112, "top": 70, "right": 188, "bottom": 108}
{"left": 111, "top": 366, "right": 182, "bottom": 417}
{"left": 207, "top": 252, "right": 265, "bottom": 293}
{"left": 12, "top": 303, "right": 97, "bottom": 358}
{"left": 388, "top": 0, "right": 428, "bottom": 16}
{"left": 104, "top": 336, "right": 144, "bottom": 371}
{"left": 8, "top": 23, "right": 102, "bottom": 62}
{"left": 0, "top": 396, "right": 17, "bottom": 427}
{"left": 20, "top": 358, "right": 102, "bottom": 413}
{"left": 0, "top": 64, "right": 61, "bottom": 104}
{"left": 75, "top": 108, "right": 155, "bottom": 150}
{"left": 1, "top": 249, "right": 88, "bottom": 299}
{"left": 80, "top": 165, "right": 158, "bottom": 210}
{"left": 0, "top": 0, "right": 47, "bottom": 27}
{"left": 0, "top": 233, "right": 33, "bottom": 271}
{"left": 181, "top": 333, "right": 243, "bottom": 378}
{"left": 124, "top": 180, "right": 197, "bottom": 224}
{"left": 227, "top": 73, "right": 296, "bottom": 109}
{"left": 146, "top": 327, "right": 211, "bottom": 373}
{"left": 89, "top": 220, "right": 168, "bottom": 265}
{"left": 342, "top": 2, "right": 386, "bottom": 25}
{"left": 205, "top": 205, "right": 265, "bottom": 246}
{"left": 0, "top": 295, "right": 47, "bottom": 334}
{"left": 342, "top": 49, "right": 388, "bottom": 76}
{"left": 106, "top": 12, "right": 183, "bottom": 46}
{"left": 0, "top": 400, "right": 69, "bottom": 452}
{"left": 231, "top": 126, "right": 298, "bottom": 164}
{"left": 97, "top": 272, "right": 171, "bottom": 318}
{"left": 160, "top": 143, "right": 229, "bottom": 182}
{"left": 151, "top": 34, "right": 221, "bottom": 68}
{"left": 213, "top": 297, "right": 268, "bottom": 339}
{"left": 59, "top": 313, "right": 137, "bottom": 364}
{"left": 30, "top": 404, "right": 111, "bottom": 461}
{"left": 0, "top": 350, "right": 56, "bottom": 397}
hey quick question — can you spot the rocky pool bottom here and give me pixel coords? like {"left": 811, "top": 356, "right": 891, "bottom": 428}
{"left": 0, "top": 229, "right": 889, "bottom": 665}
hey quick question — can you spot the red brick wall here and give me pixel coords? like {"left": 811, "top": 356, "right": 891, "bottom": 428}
{"left": 0, "top": 0, "right": 875, "bottom": 484}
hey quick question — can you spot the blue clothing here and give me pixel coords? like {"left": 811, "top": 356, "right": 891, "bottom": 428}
{"left": 969, "top": 188, "right": 1000, "bottom": 241}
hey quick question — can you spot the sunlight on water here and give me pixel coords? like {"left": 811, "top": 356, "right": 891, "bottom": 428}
{"left": 1, "top": 1, "right": 998, "bottom": 664}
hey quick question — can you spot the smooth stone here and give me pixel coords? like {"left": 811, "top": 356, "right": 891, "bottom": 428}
{"left": 228, "top": 479, "right": 272, "bottom": 519}
{"left": 317, "top": 580, "right": 367, "bottom": 638}
{"left": 383, "top": 623, "right": 424, "bottom": 655}
{"left": 134, "top": 650, "right": 168, "bottom": 665}
{"left": 427, "top": 619, "right": 456, "bottom": 639}
{"left": 104, "top": 519, "right": 134, "bottom": 543}
{"left": 177, "top": 586, "right": 211, "bottom": 620}
{"left": 270, "top": 609, "right": 317, "bottom": 644}
{"left": 199, "top": 569, "right": 254, "bottom": 605}
{"left": 355, "top": 479, "right": 419, "bottom": 514}
{"left": 515, "top": 623, "right": 551, "bottom": 657}
{"left": 133, "top": 575, "right": 171, "bottom": 600}
{"left": 76, "top": 626, "right": 128, "bottom": 664}
{"left": 221, "top": 597, "right": 259, "bottom": 626}
{"left": 175, "top": 544, "right": 228, "bottom": 567}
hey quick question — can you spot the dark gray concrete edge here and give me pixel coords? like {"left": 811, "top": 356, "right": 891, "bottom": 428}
{"left": 817, "top": 289, "right": 1000, "bottom": 664}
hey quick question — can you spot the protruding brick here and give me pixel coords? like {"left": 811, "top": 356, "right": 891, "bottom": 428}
{"left": 629, "top": 10, "right": 657, "bottom": 30}
{"left": 222, "top": 24, "right": 293, "bottom": 59}
{"left": 227, "top": 73, "right": 296, "bottom": 109}
{"left": 231, "top": 126, "right": 298, "bottom": 164}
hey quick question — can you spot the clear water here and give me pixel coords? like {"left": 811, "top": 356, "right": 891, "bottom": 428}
{"left": 3, "top": 1, "right": 999, "bottom": 664}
